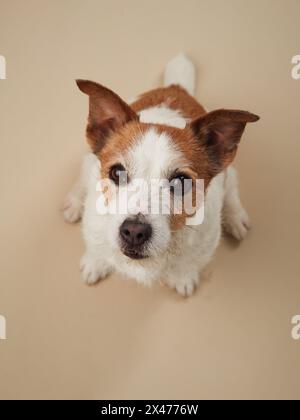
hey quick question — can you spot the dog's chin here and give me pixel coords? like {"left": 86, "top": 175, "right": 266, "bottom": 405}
{"left": 122, "top": 249, "right": 150, "bottom": 260}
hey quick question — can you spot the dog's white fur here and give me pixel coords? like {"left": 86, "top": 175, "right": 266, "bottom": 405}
{"left": 164, "top": 52, "right": 196, "bottom": 96}
{"left": 63, "top": 54, "right": 250, "bottom": 296}
{"left": 139, "top": 106, "right": 187, "bottom": 128}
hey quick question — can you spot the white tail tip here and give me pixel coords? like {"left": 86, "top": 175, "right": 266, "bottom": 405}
{"left": 164, "top": 53, "right": 196, "bottom": 96}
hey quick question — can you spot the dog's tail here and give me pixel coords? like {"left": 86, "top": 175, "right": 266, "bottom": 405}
{"left": 164, "top": 53, "right": 196, "bottom": 96}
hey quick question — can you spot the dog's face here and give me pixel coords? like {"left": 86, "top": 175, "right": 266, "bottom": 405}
{"left": 77, "top": 80, "right": 259, "bottom": 261}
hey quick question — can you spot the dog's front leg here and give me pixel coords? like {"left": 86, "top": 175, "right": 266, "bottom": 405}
{"left": 80, "top": 248, "right": 114, "bottom": 285}
{"left": 164, "top": 251, "right": 213, "bottom": 297}
{"left": 164, "top": 258, "right": 202, "bottom": 297}
{"left": 62, "top": 153, "right": 96, "bottom": 223}
{"left": 223, "top": 167, "right": 251, "bottom": 241}
{"left": 165, "top": 269, "right": 200, "bottom": 297}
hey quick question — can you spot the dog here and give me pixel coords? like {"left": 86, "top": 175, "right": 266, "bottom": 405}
{"left": 63, "top": 54, "right": 259, "bottom": 296}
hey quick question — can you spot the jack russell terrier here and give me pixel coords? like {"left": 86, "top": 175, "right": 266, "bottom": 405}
{"left": 63, "top": 54, "right": 259, "bottom": 296}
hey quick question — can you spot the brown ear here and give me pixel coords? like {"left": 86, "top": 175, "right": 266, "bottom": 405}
{"left": 76, "top": 80, "right": 138, "bottom": 153}
{"left": 189, "top": 109, "right": 259, "bottom": 173}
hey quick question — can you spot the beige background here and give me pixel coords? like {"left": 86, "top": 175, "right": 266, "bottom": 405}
{"left": 0, "top": 0, "right": 300, "bottom": 400}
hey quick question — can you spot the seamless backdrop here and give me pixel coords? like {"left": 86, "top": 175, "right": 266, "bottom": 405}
{"left": 0, "top": 0, "right": 300, "bottom": 400}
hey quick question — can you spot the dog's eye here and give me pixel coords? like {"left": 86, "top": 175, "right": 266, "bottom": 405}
{"left": 169, "top": 173, "right": 193, "bottom": 196}
{"left": 109, "top": 164, "right": 127, "bottom": 185}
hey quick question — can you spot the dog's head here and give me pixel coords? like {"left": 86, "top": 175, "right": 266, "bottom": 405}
{"left": 77, "top": 80, "right": 259, "bottom": 261}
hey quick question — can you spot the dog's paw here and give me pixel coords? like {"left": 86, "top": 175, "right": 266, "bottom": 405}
{"left": 80, "top": 254, "right": 112, "bottom": 285}
{"left": 176, "top": 281, "right": 197, "bottom": 297}
{"left": 224, "top": 207, "right": 251, "bottom": 241}
{"left": 62, "top": 195, "right": 82, "bottom": 224}
{"left": 166, "top": 274, "right": 199, "bottom": 297}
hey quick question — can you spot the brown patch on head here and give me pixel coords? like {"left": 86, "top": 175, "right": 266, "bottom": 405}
{"left": 99, "top": 121, "right": 146, "bottom": 180}
{"left": 152, "top": 108, "right": 259, "bottom": 231}
{"left": 154, "top": 108, "right": 259, "bottom": 186}
{"left": 142, "top": 124, "right": 206, "bottom": 231}
{"left": 155, "top": 124, "right": 213, "bottom": 185}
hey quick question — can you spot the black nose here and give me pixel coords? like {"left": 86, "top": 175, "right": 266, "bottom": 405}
{"left": 120, "top": 219, "right": 152, "bottom": 247}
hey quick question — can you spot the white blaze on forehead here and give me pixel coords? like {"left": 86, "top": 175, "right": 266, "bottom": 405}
{"left": 138, "top": 105, "right": 187, "bottom": 129}
{"left": 119, "top": 128, "right": 186, "bottom": 216}
{"left": 126, "top": 128, "right": 184, "bottom": 179}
